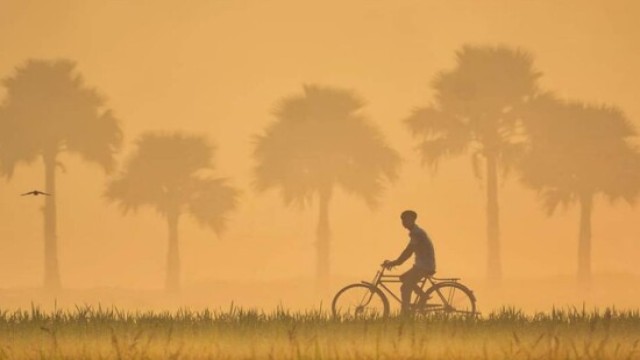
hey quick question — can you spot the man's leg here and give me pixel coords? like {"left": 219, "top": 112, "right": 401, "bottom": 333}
{"left": 399, "top": 267, "right": 424, "bottom": 314}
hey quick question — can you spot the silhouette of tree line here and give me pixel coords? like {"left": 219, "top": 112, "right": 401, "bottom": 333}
{"left": 0, "top": 45, "right": 638, "bottom": 293}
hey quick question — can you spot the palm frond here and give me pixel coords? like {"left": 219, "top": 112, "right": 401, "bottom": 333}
{"left": 404, "top": 106, "right": 471, "bottom": 172}
{"left": 0, "top": 106, "right": 40, "bottom": 178}
{"left": 66, "top": 109, "right": 123, "bottom": 173}
{"left": 404, "top": 107, "right": 452, "bottom": 136}
{"left": 416, "top": 137, "right": 468, "bottom": 172}
{"left": 187, "top": 177, "right": 239, "bottom": 235}
{"left": 498, "top": 141, "right": 526, "bottom": 179}
{"left": 540, "top": 188, "right": 575, "bottom": 216}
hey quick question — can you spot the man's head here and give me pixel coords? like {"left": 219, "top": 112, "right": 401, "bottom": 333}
{"left": 400, "top": 210, "right": 417, "bottom": 230}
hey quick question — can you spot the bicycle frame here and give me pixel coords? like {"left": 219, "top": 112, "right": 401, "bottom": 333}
{"left": 363, "top": 266, "right": 457, "bottom": 306}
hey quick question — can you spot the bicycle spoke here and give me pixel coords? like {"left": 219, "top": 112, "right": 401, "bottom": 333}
{"left": 446, "top": 287, "right": 455, "bottom": 308}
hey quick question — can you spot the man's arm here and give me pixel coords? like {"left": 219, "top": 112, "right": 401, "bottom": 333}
{"left": 389, "top": 242, "right": 414, "bottom": 267}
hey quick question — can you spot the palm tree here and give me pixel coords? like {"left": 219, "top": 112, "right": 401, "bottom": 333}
{"left": 105, "top": 132, "right": 238, "bottom": 292}
{"left": 253, "top": 84, "right": 400, "bottom": 292}
{"left": 404, "top": 45, "right": 541, "bottom": 280}
{"left": 0, "top": 59, "right": 122, "bottom": 291}
{"left": 520, "top": 94, "right": 640, "bottom": 283}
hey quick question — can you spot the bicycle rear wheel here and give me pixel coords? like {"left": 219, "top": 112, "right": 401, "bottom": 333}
{"left": 331, "top": 283, "right": 389, "bottom": 319}
{"left": 418, "top": 282, "right": 476, "bottom": 317}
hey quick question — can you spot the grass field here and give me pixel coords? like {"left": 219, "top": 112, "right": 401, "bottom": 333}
{"left": 0, "top": 306, "right": 639, "bottom": 359}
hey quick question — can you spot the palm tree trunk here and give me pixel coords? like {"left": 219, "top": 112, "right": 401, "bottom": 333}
{"left": 43, "top": 153, "right": 61, "bottom": 291}
{"left": 166, "top": 210, "right": 180, "bottom": 293}
{"left": 486, "top": 153, "right": 502, "bottom": 280}
{"left": 316, "top": 188, "right": 332, "bottom": 294}
{"left": 577, "top": 193, "right": 593, "bottom": 284}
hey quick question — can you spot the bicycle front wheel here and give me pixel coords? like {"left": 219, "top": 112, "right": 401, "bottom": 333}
{"left": 420, "top": 282, "right": 476, "bottom": 317}
{"left": 331, "top": 283, "right": 389, "bottom": 319}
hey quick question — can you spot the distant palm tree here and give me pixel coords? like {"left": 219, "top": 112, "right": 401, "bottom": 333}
{"left": 106, "top": 132, "right": 238, "bottom": 292}
{"left": 405, "top": 45, "right": 541, "bottom": 280}
{"left": 0, "top": 59, "right": 122, "bottom": 290}
{"left": 254, "top": 85, "right": 400, "bottom": 292}
{"left": 520, "top": 94, "right": 640, "bottom": 282}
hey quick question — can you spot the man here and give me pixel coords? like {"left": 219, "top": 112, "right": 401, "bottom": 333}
{"left": 383, "top": 210, "right": 436, "bottom": 314}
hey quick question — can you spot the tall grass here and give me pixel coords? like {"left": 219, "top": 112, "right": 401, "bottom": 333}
{"left": 0, "top": 305, "right": 639, "bottom": 359}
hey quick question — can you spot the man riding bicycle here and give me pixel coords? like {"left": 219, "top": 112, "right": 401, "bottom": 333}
{"left": 332, "top": 212, "right": 475, "bottom": 317}
{"left": 383, "top": 210, "right": 436, "bottom": 314}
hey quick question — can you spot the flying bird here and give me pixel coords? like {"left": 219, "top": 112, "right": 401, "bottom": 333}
{"left": 21, "top": 190, "right": 51, "bottom": 196}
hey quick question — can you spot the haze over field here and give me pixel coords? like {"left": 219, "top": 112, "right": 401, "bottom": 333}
{"left": 1, "top": 0, "right": 639, "bottom": 311}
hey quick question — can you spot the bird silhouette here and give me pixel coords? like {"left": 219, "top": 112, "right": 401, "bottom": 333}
{"left": 21, "top": 190, "right": 51, "bottom": 196}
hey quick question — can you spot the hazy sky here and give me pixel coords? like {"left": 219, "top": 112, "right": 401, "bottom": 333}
{"left": 1, "top": 0, "right": 639, "bottom": 291}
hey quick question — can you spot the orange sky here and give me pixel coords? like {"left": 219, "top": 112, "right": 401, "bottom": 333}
{"left": 0, "top": 0, "right": 639, "bottom": 291}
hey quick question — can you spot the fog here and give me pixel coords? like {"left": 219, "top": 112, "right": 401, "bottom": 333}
{"left": 1, "top": 0, "right": 639, "bottom": 311}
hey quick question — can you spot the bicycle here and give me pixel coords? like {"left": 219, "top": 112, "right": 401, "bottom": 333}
{"left": 332, "top": 264, "right": 477, "bottom": 318}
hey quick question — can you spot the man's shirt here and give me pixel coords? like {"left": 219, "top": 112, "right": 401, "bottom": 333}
{"left": 410, "top": 225, "right": 436, "bottom": 272}
{"left": 396, "top": 224, "right": 436, "bottom": 273}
